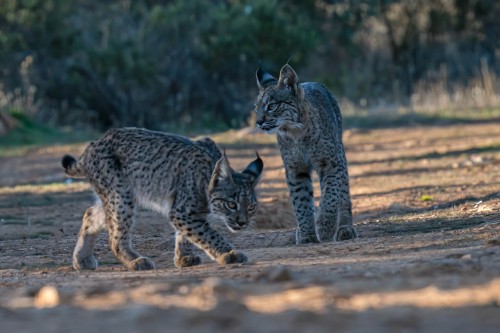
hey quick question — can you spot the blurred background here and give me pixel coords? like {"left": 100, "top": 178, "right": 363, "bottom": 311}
{"left": 0, "top": 0, "right": 498, "bottom": 136}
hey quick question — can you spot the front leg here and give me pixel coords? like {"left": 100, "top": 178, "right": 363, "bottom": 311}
{"left": 285, "top": 170, "right": 319, "bottom": 244}
{"left": 279, "top": 138, "right": 318, "bottom": 244}
{"left": 169, "top": 210, "right": 247, "bottom": 266}
{"left": 316, "top": 162, "right": 358, "bottom": 241}
{"left": 174, "top": 231, "right": 202, "bottom": 268}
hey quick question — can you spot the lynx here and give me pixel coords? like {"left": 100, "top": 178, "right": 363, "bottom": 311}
{"left": 255, "top": 64, "right": 357, "bottom": 244}
{"left": 62, "top": 128, "right": 263, "bottom": 271}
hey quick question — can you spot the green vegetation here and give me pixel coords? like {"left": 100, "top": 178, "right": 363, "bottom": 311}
{"left": 419, "top": 195, "right": 434, "bottom": 202}
{"left": 0, "top": 111, "right": 95, "bottom": 156}
{"left": 0, "top": 0, "right": 498, "bottom": 133}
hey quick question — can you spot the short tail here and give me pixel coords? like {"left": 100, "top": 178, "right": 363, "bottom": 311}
{"left": 61, "top": 154, "right": 86, "bottom": 178}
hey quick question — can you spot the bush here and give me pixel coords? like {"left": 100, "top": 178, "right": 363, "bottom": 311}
{"left": 0, "top": 0, "right": 497, "bottom": 131}
{"left": 0, "top": 0, "right": 320, "bottom": 131}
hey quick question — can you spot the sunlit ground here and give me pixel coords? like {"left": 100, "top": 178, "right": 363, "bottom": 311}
{"left": 0, "top": 121, "right": 499, "bottom": 331}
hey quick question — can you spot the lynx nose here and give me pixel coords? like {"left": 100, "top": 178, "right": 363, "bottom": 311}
{"left": 234, "top": 216, "right": 246, "bottom": 227}
{"left": 256, "top": 117, "right": 265, "bottom": 127}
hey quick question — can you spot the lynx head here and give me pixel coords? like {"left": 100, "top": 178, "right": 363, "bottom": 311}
{"left": 255, "top": 64, "right": 305, "bottom": 135}
{"left": 207, "top": 153, "right": 263, "bottom": 232}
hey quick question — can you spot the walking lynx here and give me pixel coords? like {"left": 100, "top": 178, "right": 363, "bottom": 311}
{"left": 255, "top": 64, "right": 357, "bottom": 244}
{"left": 62, "top": 128, "right": 263, "bottom": 271}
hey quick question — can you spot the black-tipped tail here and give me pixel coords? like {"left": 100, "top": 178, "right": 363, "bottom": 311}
{"left": 62, "top": 154, "right": 86, "bottom": 178}
{"left": 62, "top": 155, "right": 77, "bottom": 170}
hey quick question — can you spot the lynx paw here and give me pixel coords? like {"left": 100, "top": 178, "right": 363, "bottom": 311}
{"left": 128, "top": 256, "right": 155, "bottom": 271}
{"left": 334, "top": 225, "right": 358, "bottom": 241}
{"left": 296, "top": 230, "right": 319, "bottom": 245}
{"left": 217, "top": 250, "right": 248, "bottom": 265}
{"left": 175, "top": 255, "right": 202, "bottom": 268}
{"left": 73, "top": 256, "right": 98, "bottom": 271}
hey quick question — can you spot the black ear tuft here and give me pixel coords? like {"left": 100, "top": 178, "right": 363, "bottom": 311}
{"left": 256, "top": 65, "right": 278, "bottom": 90}
{"left": 242, "top": 152, "right": 264, "bottom": 185}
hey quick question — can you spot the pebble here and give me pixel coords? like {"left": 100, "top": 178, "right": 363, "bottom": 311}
{"left": 34, "top": 285, "right": 60, "bottom": 308}
{"left": 256, "top": 265, "right": 294, "bottom": 282}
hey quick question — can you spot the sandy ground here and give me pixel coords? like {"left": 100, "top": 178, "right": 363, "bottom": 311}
{"left": 0, "top": 122, "right": 499, "bottom": 332}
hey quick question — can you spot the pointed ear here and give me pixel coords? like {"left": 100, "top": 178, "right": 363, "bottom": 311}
{"left": 209, "top": 155, "right": 233, "bottom": 191}
{"left": 242, "top": 152, "right": 264, "bottom": 186}
{"left": 278, "top": 64, "right": 300, "bottom": 92}
{"left": 256, "top": 65, "right": 277, "bottom": 90}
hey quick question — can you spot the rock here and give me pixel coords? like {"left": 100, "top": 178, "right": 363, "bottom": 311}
{"left": 34, "top": 285, "right": 60, "bottom": 308}
{"left": 363, "top": 271, "right": 376, "bottom": 277}
{"left": 486, "top": 237, "right": 500, "bottom": 246}
{"left": 257, "top": 265, "right": 294, "bottom": 283}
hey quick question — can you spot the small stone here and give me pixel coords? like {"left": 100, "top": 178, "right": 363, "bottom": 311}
{"left": 460, "top": 254, "right": 472, "bottom": 260}
{"left": 34, "top": 285, "right": 60, "bottom": 308}
{"left": 178, "top": 285, "right": 189, "bottom": 294}
{"left": 486, "top": 237, "right": 500, "bottom": 246}
{"left": 470, "top": 156, "right": 484, "bottom": 164}
{"left": 363, "top": 271, "right": 376, "bottom": 277}
{"left": 257, "top": 265, "right": 294, "bottom": 282}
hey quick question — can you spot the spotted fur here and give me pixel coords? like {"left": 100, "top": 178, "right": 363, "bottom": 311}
{"left": 62, "top": 128, "right": 263, "bottom": 271}
{"left": 255, "top": 64, "right": 357, "bottom": 244}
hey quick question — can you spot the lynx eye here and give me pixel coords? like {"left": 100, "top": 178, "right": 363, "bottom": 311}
{"left": 225, "top": 201, "right": 238, "bottom": 210}
{"left": 247, "top": 203, "right": 257, "bottom": 212}
{"left": 267, "top": 103, "right": 279, "bottom": 111}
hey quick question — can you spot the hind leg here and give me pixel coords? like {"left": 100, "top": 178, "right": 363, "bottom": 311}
{"left": 174, "top": 231, "right": 202, "bottom": 268}
{"left": 104, "top": 190, "right": 155, "bottom": 271}
{"left": 73, "top": 201, "right": 106, "bottom": 270}
{"left": 316, "top": 171, "right": 358, "bottom": 242}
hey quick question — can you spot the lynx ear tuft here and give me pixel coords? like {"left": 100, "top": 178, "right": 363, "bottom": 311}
{"left": 242, "top": 152, "right": 264, "bottom": 186}
{"left": 256, "top": 65, "right": 277, "bottom": 90}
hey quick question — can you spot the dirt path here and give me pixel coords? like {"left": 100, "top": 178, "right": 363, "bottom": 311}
{"left": 0, "top": 123, "right": 499, "bottom": 332}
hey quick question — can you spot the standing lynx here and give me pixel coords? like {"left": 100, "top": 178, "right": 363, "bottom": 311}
{"left": 255, "top": 64, "right": 357, "bottom": 244}
{"left": 62, "top": 128, "right": 263, "bottom": 271}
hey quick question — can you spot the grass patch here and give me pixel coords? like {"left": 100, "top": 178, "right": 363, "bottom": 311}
{"left": 0, "top": 112, "right": 96, "bottom": 157}
{"left": 344, "top": 107, "right": 500, "bottom": 129}
{"left": 18, "top": 261, "right": 72, "bottom": 271}
{"left": 373, "top": 216, "right": 488, "bottom": 235}
{"left": 0, "top": 182, "right": 90, "bottom": 195}
{"left": 0, "top": 218, "right": 27, "bottom": 225}
{"left": 0, "top": 233, "right": 51, "bottom": 241}
{"left": 98, "top": 260, "right": 122, "bottom": 266}
{"left": 209, "top": 129, "right": 277, "bottom": 146}
{"left": 419, "top": 195, "right": 434, "bottom": 202}
{"left": 32, "top": 220, "right": 57, "bottom": 227}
